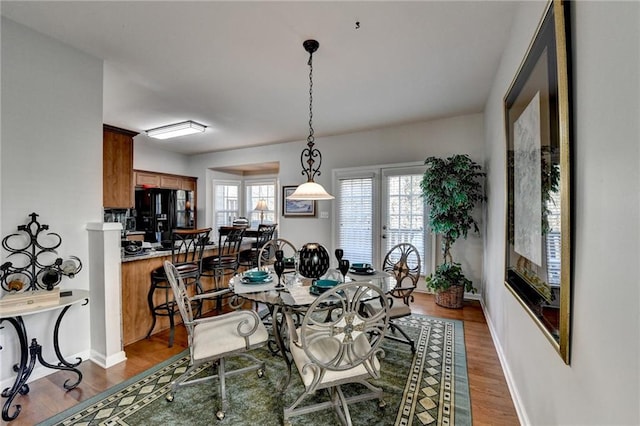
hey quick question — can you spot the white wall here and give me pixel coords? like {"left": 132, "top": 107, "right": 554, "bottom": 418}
{"left": 133, "top": 135, "right": 192, "bottom": 176}
{"left": 187, "top": 114, "right": 485, "bottom": 284}
{"left": 1, "top": 19, "right": 104, "bottom": 385}
{"left": 483, "top": 2, "right": 640, "bottom": 425}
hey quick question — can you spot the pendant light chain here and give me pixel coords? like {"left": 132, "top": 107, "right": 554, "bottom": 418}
{"left": 299, "top": 41, "right": 322, "bottom": 182}
{"left": 308, "top": 51, "right": 314, "bottom": 145}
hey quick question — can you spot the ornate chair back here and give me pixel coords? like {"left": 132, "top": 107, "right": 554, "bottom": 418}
{"left": 382, "top": 243, "right": 421, "bottom": 305}
{"left": 284, "top": 281, "right": 390, "bottom": 424}
{"left": 164, "top": 260, "right": 196, "bottom": 335}
{"left": 257, "top": 238, "right": 297, "bottom": 268}
{"left": 297, "top": 281, "right": 389, "bottom": 375}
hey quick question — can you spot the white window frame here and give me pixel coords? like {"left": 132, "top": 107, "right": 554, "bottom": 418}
{"left": 212, "top": 179, "right": 241, "bottom": 234}
{"left": 245, "top": 178, "right": 277, "bottom": 228}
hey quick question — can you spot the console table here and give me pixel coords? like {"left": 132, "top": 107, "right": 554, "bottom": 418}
{"left": 0, "top": 289, "right": 89, "bottom": 422}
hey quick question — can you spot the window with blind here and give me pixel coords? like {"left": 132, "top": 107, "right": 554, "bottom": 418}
{"left": 245, "top": 180, "right": 276, "bottom": 227}
{"left": 337, "top": 175, "right": 374, "bottom": 264}
{"left": 213, "top": 180, "right": 240, "bottom": 231}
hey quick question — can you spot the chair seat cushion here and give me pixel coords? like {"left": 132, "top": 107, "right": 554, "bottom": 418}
{"left": 289, "top": 328, "right": 380, "bottom": 388}
{"left": 203, "top": 255, "right": 238, "bottom": 269}
{"left": 192, "top": 313, "right": 269, "bottom": 361}
{"left": 152, "top": 263, "right": 199, "bottom": 280}
{"left": 389, "top": 304, "right": 411, "bottom": 319}
{"left": 366, "top": 299, "right": 411, "bottom": 319}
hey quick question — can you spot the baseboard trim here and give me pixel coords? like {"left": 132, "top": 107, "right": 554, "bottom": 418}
{"left": 90, "top": 350, "right": 127, "bottom": 368}
{"left": 479, "top": 298, "right": 530, "bottom": 426}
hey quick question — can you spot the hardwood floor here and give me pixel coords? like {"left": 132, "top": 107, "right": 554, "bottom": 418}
{"left": 3, "top": 293, "right": 519, "bottom": 425}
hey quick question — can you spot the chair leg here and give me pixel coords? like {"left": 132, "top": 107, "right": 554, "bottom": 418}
{"left": 387, "top": 322, "right": 416, "bottom": 353}
{"left": 145, "top": 281, "right": 158, "bottom": 339}
{"left": 217, "top": 358, "right": 227, "bottom": 420}
{"left": 168, "top": 305, "right": 175, "bottom": 348}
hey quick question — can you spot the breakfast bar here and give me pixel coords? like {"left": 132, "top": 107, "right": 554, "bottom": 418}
{"left": 120, "top": 245, "right": 225, "bottom": 346}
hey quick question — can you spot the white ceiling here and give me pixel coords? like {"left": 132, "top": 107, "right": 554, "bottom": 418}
{"left": 1, "top": 1, "right": 518, "bottom": 155}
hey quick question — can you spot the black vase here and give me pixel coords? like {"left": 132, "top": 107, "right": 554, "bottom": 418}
{"left": 298, "top": 243, "right": 330, "bottom": 279}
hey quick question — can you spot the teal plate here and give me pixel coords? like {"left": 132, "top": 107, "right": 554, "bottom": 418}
{"left": 315, "top": 279, "right": 339, "bottom": 288}
{"left": 241, "top": 276, "right": 273, "bottom": 285}
{"left": 244, "top": 271, "right": 270, "bottom": 282}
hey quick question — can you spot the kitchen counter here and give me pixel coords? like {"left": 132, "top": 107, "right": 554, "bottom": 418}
{"left": 121, "top": 243, "right": 217, "bottom": 263}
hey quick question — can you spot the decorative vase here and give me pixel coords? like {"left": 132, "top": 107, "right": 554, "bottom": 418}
{"left": 298, "top": 243, "right": 330, "bottom": 279}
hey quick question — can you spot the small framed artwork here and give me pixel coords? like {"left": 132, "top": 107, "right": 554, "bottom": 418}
{"left": 282, "top": 186, "right": 316, "bottom": 217}
{"left": 504, "top": 0, "right": 572, "bottom": 363}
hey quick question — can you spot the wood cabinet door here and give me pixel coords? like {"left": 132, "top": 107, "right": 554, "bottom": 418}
{"left": 135, "top": 171, "right": 160, "bottom": 187}
{"left": 181, "top": 178, "right": 197, "bottom": 191}
{"left": 160, "top": 175, "right": 180, "bottom": 189}
{"left": 103, "top": 125, "right": 136, "bottom": 208}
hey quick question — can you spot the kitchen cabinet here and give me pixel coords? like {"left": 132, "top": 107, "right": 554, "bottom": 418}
{"left": 181, "top": 178, "right": 197, "bottom": 191}
{"left": 134, "top": 170, "right": 196, "bottom": 192}
{"left": 135, "top": 171, "right": 160, "bottom": 187}
{"left": 160, "top": 175, "right": 180, "bottom": 189}
{"left": 103, "top": 125, "right": 138, "bottom": 208}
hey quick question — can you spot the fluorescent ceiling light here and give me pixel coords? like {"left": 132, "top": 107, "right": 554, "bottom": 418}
{"left": 146, "top": 121, "right": 206, "bottom": 140}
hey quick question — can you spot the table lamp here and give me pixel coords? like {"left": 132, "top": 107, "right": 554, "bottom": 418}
{"left": 254, "top": 199, "right": 268, "bottom": 224}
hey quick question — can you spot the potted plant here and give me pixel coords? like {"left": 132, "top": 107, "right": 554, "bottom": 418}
{"left": 421, "top": 154, "right": 485, "bottom": 308}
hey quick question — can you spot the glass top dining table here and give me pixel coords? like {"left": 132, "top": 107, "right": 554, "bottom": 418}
{"left": 228, "top": 266, "right": 396, "bottom": 390}
{"left": 229, "top": 266, "right": 396, "bottom": 308}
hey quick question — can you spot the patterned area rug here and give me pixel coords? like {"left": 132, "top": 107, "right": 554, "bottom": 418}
{"left": 39, "top": 314, "right": 471, "bottom": 425}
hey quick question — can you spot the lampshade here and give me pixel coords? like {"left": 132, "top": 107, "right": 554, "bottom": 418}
{"left": 286, "top": 181, "right": 334, "bottom": 200}
{"left": 254, "top": 200, "right": 269, "bottom": 211}
{"left": 146, "top": 120, "right": 206, "bottom": 140}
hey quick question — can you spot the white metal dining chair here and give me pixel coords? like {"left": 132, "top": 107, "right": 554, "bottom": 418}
{"left": 283, "top": 281, "right": 390, "bottom": 426}
{"left": 163, "top": 260, "right": 269, "bottom": 420}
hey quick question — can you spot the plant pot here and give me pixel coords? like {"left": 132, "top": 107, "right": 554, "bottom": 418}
{"left": 434, "top": 285, "right": 465, "bottom": 309}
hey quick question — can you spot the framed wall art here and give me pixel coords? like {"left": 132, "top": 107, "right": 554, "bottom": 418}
{"left": 504, "top": 0, "right": 572, "bottom": 363}
{"left": 282, "top": 186, "right": 316, "bottom": 217}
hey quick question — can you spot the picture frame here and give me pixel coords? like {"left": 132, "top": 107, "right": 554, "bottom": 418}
{"left": 503, "top": 0, "right": 572, "bottom": 364}
{"left": 282, "top": 186, "right": 316, "bottom": 217}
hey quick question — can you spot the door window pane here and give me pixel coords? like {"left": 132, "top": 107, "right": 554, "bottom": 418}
{"left": 385, "top": 173, "right": 426, "bottom": 274}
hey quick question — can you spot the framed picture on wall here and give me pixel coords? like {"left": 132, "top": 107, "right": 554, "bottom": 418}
{"left": 282, "top": 186, "right": 316, "bottom": 217}
{"left": 504, "top": 0, "right": 572, "bottom": 364}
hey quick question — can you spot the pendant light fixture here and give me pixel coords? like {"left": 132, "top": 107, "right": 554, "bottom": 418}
{"left": 287, "top": 39, "right": 335, "bottom": 201}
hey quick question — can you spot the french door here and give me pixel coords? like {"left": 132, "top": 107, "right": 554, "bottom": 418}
{"left": 381, "top": 167, "right": 427, "bottom": 275}
{"left": 335, "top": 165, "right": 429, "bottom": 275}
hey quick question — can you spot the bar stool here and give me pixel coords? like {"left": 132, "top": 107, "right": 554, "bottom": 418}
{"left": 239, "top": 224, "right": 277, "bottom": 269}
{"left": 146, "top": 228, "right": 211, "bottom": 347}
{"left": 201, "top": 226, "right": 246, "bottom": 309}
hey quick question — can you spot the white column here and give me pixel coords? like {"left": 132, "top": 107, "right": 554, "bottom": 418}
{"left": 86, "top": 222, "right": 127, "bottom": 367}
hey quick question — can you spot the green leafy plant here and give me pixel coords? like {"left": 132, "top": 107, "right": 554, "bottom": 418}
{"left": 425, "top": 262, "right": 475, "bottom": 293}
{"left": 421, "top": 154, "right": 485, "bottom": 293}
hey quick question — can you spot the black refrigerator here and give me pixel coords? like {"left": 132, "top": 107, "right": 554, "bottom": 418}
{"left": 135, "top": 188, "right": 195, "bottom": 242}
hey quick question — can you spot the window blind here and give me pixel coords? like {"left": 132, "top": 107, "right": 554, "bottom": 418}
{"left": 338, "top": 176, "right": 373, "bottom": 264}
